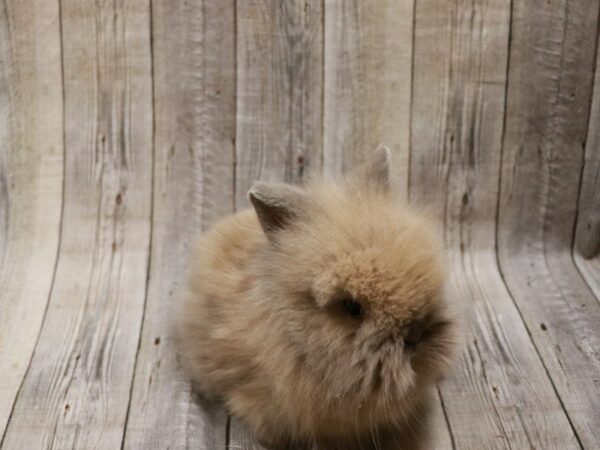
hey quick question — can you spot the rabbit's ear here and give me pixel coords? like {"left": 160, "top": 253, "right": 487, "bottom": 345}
{"left": 349, "top": 145, "right": 391, "bottom": 193}
{"left": 248, "top": 182, "right": 308, "bottom": 239}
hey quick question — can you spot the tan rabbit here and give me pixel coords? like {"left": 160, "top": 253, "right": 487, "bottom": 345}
{"left": 175, "top": 147, "right": 462, "bottom": 449}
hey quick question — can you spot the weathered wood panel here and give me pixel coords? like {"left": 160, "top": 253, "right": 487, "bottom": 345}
{"left": 497, "top": 0, "right": 600, "bottom": 447}
{"left": 411, "top": 1, "right": 579, "bottom": 448}
{"left": 234, "top": 0, "right": 324, "bottom": 210}
{"left": 323, "top": 0, "right": 413, "bottom": 198}
{"left": 230, "top": 1, "right": 324, "bottom": 447}
{"left": 0, "top": 0, "right": 63, "bottom": 439}
{"left": 1, "top": 0, "right": 153, "bottom": 447}
{"left": 574, "top": 32, "right": 600, "bottom": 299}
{"left": 0, "top": 0, "right": 598, "bottom": 448}
{"left": 123, "top": 1, "right": 235, "bottom": 448}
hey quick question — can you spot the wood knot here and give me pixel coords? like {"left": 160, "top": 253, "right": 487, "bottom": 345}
{"left": 462, "top": 192, "right": 469, "bottom": 206}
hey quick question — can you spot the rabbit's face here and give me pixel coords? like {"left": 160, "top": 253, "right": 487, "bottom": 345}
{"left": 249, "top": 148, "right": 461, "bottom": 425}
{"left": 307, "top": 220, "right": 456, "bottom": 401}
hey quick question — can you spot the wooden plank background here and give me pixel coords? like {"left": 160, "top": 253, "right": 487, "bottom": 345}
{"left": 0, "top": 0, "right": 598, "bottom": 449}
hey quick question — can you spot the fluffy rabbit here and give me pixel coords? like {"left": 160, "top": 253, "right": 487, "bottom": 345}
{"left": 175, "top": 148, "right": 462, "bottom": 449}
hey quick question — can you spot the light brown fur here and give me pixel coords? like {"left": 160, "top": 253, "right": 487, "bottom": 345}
{"left": 175, "top": 148, "right": 462, "bottom": 449}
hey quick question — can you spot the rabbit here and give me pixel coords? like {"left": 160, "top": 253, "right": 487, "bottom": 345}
{"left": 175, "top": 147, "right": 462, "bottom": 449}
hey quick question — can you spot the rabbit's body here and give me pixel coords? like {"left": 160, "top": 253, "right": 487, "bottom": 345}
{"left": 176, "top": 149, "right": 462, "bottom": 449}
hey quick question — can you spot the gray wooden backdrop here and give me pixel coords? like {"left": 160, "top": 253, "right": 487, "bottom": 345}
{"left": 1, "top": 0, "right": 599, "bottom": 449}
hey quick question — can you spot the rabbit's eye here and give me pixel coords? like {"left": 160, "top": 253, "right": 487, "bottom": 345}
{"left": 342, "top": 298, "right": 363, "bottom": 318}
{"left": 404, "top": 325, "right": 425, "bottom": 349}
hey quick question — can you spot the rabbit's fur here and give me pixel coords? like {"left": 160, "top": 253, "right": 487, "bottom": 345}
{"left": 175, "top": 148, "right": 462, "bottom": 449}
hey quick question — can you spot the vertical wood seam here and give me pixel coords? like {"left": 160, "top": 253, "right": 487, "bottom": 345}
{"left": 119, "top": 0, "right": 157, "bottom": 448}
{"left": 226, "top": 0, "right": 238, "bottom": 446}
{"left": 320, "top": 0, "right": 325, "bottom": 173}
{"left": 232, "top": 0, "right": 239, "bottom": 213}
{"left": 0, "top": 0, "right": 67, "bottom": 444}
{"left": 494, "top": 0, "right": 513, "bottom": 258}
{"left": 225, "top": 415, "right": 231, "bottom": 450}
{"left": 232, "top": 0, "right": 238, "bottom": 218}
{"left": 0, "top": 0, "right": 10, "bottom": 271}
{"left": 407, "top": 0, "right": 417, "bottom": 203}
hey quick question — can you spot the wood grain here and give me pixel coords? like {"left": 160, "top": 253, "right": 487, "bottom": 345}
{"left": 235, "top": 0, "right": 324, "bottom": 210}
{"left": 122, "top": 1, "right": 235, "bottom": 448}
{"left": 323, "top": 0, "right": 413, "bottom": 198}
{"left": 574, "top": 30, "right": 600, "bottom": 298}
{"left": 231, "top": 1, "right": 324, "bottom": 447}
{"left": 497, "top": 0, "right": 600, "bottom": 447}
{"left": 411, "top": 1, "right": 579, "bottom": 448}
{"left": 1, "top": 0, "right": 153, "bottom": 447}
{"left": 228, "top": 418, "right": 267, "bottom": 450}
{"left": 0, "top": 0, "right": 64, "bottom": 439}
